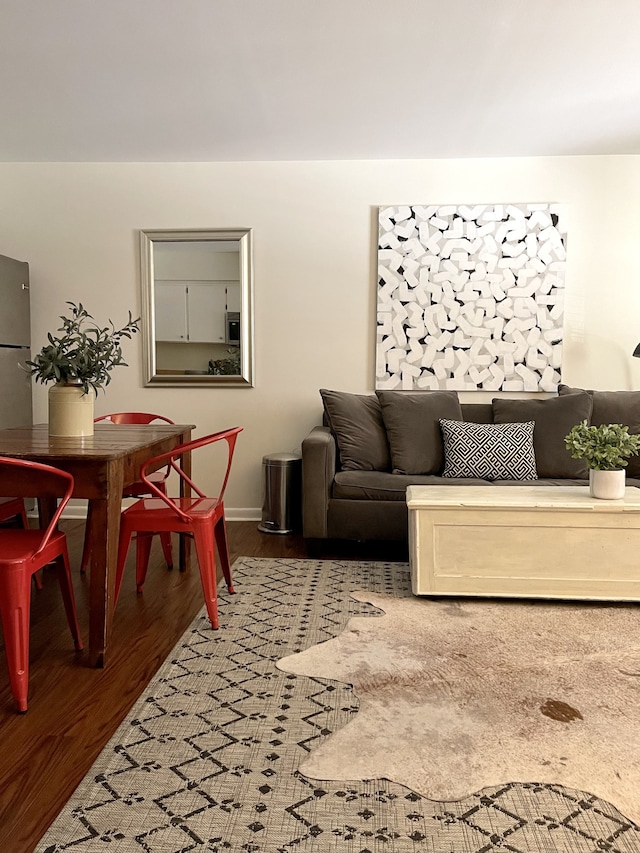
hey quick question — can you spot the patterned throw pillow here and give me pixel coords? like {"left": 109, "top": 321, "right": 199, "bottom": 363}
{"left": 440, "top": 419, "right": 538, "bottom": 480}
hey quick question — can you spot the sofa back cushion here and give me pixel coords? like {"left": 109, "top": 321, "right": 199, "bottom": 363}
{"left": 559, "top": 385, "right": 640, "bottom": 477}
{"left": 320, "top": 389, "right": 390, "bottom": 471}
{"left": 492, "top": 392, "right": 593, "bottom": 478}
{"left": 376, "top": 390, "right": 462, "bottom": 475}
{"left": 461, "top": 402, "right": 493, "bottom": 423}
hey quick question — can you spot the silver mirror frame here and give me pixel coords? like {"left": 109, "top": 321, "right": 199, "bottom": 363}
{"left": 139, "top": 228, "right": 254, "bottom": 387}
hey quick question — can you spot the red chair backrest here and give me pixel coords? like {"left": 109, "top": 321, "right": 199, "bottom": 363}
{"left": 138, "top": 427, "right": 243, "bottom": 522}
{"left": 0, "top": 457, "right": 74, "bottom": 560}
{"left": 95, "top": 412, "right": 174, "bottom": 425}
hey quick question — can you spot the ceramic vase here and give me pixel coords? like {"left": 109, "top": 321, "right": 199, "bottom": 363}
{"left": 48, "top": 383, "right": 95, "bottom": 437}
{"left": 589, "top": 468, "right": 625, "bottom": 500}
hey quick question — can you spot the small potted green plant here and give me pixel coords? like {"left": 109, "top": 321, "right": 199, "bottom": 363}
{"left": 564, "top": 420, "right": 640, "bottom": 499}
{"left": 27, "top": 302, "right": 140, "bottom": 437}
{"left": 208, "top": 350, "right": 241, "bottom": 376}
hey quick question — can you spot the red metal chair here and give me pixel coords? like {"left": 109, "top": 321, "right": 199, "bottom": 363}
{"left": 116, "top": 427, "right": 242, "bottom": 630}
{"left": 0, "top": 497, "right": 44, "bottom": 590}
{"left": 80, "top": 412, "right": 175, "bottom": 573}
{"left": 0, "top": 497, "right": 28, "bottom": 530}
{"left": 0, "top": 458, "right": 83, "bottom": 713}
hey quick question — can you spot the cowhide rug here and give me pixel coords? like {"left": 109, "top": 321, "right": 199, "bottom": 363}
{"left": 277, "top": 591, "right": 640, "bottom": 826}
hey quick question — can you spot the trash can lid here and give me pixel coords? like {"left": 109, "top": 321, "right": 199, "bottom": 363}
{"left": 262, "top": 452, "right": 302, "bottom": 465}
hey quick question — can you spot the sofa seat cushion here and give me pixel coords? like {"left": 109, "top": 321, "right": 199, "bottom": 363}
{"left": 332, "top": 471, "right": 489, "bottom": 501}
{"left": 376, "top": 390, "right": 463, "bottom": 475}
{"left": 333, "top": 472, "right": 602, "bottom": 502}
{"left": 492, "top": 392, "right": 593, "bottom": 478}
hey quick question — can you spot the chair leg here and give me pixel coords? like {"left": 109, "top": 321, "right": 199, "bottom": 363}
{"left": 153, "top": 482, "right": 174, "bottom": 571}
{"left": 0, "top": 569, "right": 33, "bottom": 713}
{"left": 192, "top": 524, "right": 219, "bottom": 630}
{"left": 214, "top": 515, "right": 234, "bottom": 594}
{"left": 12, "top": 507, "right": 42, "bottom": 591}
{"left": 135, "top": 533, "right": 154, "bottom": 594}
{"left": 159, "top": 532, "right": 173, "bottom": 570}
{"left": 54, "top": 548, "right": 83, "bottom": 652}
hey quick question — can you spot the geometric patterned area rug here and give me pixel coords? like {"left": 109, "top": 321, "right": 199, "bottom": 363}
{"left": 36, "top": 558, "right": 640, "bottom": 853}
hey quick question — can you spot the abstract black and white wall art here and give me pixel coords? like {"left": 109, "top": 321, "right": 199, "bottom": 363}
{"left": 376, "top": 204, "right": 568, "bottom": 392}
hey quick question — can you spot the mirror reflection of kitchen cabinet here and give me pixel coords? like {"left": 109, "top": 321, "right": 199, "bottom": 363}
{"left": 155, "top": 283, "right": 188, "bottom": 342}
{"left": 187, "top": 283, "right": 226, "bottom": 343}
{"left": 155, "top": 281, "right": 235, "bottom": 343}
{"left": 226, "top": 282, "right": 241, "bottom": 313}
{"left": 152, "top": 240, "right": 240, "bottom": 345}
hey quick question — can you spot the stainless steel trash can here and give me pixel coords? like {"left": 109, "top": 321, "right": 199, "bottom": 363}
{"left": 258, "top": 452, "right": 302, "bottom": 534}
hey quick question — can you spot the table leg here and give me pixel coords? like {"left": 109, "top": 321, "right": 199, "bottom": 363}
{"left": 36, "top": 495, "right": 57, "bottom": 527}
{"left": 88, "top": 463, "right": 124, "bottom": 667}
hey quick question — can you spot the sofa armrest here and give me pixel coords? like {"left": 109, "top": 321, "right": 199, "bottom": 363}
{"left": 302, "top": 425, "right": 336, "bottom": 539}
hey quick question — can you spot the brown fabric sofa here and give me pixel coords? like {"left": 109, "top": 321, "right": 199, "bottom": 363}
{"left": 301, "top": 386, "right": 640, "bottom": 543}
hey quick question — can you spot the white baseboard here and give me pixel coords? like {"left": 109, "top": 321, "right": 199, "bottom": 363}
{"left": 227, "top": 507, "right": 262, "bottom": 522}
{"left": 33, "top": 506, "right": 262, "bottom": 522}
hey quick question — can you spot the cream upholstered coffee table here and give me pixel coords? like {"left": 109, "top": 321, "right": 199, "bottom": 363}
{"left": 407, "top": 484, "right": 640, "bottom": 601}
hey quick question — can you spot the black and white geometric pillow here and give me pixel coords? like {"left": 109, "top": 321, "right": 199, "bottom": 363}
{"left": 440, "top": 419, "right": 538, "bottom": 480}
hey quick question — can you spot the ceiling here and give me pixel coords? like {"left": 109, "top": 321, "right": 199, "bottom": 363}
{"left": 2, "top": 0, "right": 639, "bottom": 163}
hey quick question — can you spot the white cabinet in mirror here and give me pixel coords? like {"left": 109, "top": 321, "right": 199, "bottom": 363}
{"left": 155, "top": 281, "right": 240, "bottom": 344}
{"left": 140, "top": 229, "right": 253, "bottom": 387}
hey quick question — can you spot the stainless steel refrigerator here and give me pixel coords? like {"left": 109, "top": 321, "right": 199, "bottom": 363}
{"left": 0, "top": 253, "right": 32, "bottom": 430}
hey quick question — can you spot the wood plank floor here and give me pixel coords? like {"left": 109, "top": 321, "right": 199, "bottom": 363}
{"left": 0, "top": 520, "right": 407, "bottom": 853}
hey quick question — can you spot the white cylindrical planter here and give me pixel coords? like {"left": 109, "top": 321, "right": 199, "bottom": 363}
{"left": 589, "top": 468, "right": 625, "bottom": 500}
{"left": 48, "top": 383, "right": 95, "bottom": 437}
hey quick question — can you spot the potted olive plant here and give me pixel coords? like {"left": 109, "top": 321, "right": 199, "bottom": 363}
{"left": 564, "top": 420, "right": 640, "bottom": 499}
{"left": 27, "top": 302, "right": 140, "bottom": 437}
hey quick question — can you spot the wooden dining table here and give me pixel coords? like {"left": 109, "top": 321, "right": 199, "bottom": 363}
{"left": 0, "top": 421, "right": 194, "bottom": 667}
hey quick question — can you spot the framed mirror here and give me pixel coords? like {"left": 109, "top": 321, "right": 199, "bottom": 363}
{"left": 140, "top": 228, "right": 254, "bottom": 387}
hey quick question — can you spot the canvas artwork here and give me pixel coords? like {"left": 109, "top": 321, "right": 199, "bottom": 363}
{"left": 376, "top": 203, "right": 568, "bottom": 392}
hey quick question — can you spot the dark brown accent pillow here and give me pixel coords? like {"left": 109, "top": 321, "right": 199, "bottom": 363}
{"left": 320, "top": 389, "right": 390, "bottom": 472}
{"left": 559, "top": 385, "right": 640, "bottom": 477}
{"left": 375, "top": 390, "right": 462, "bottom": 475}
{"left": 492, "top": 393, "right": 593, "bottom": 478}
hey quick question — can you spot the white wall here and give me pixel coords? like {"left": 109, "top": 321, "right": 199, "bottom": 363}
{"left": 1, "top": 156, "right": 639, "bottom": 516}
